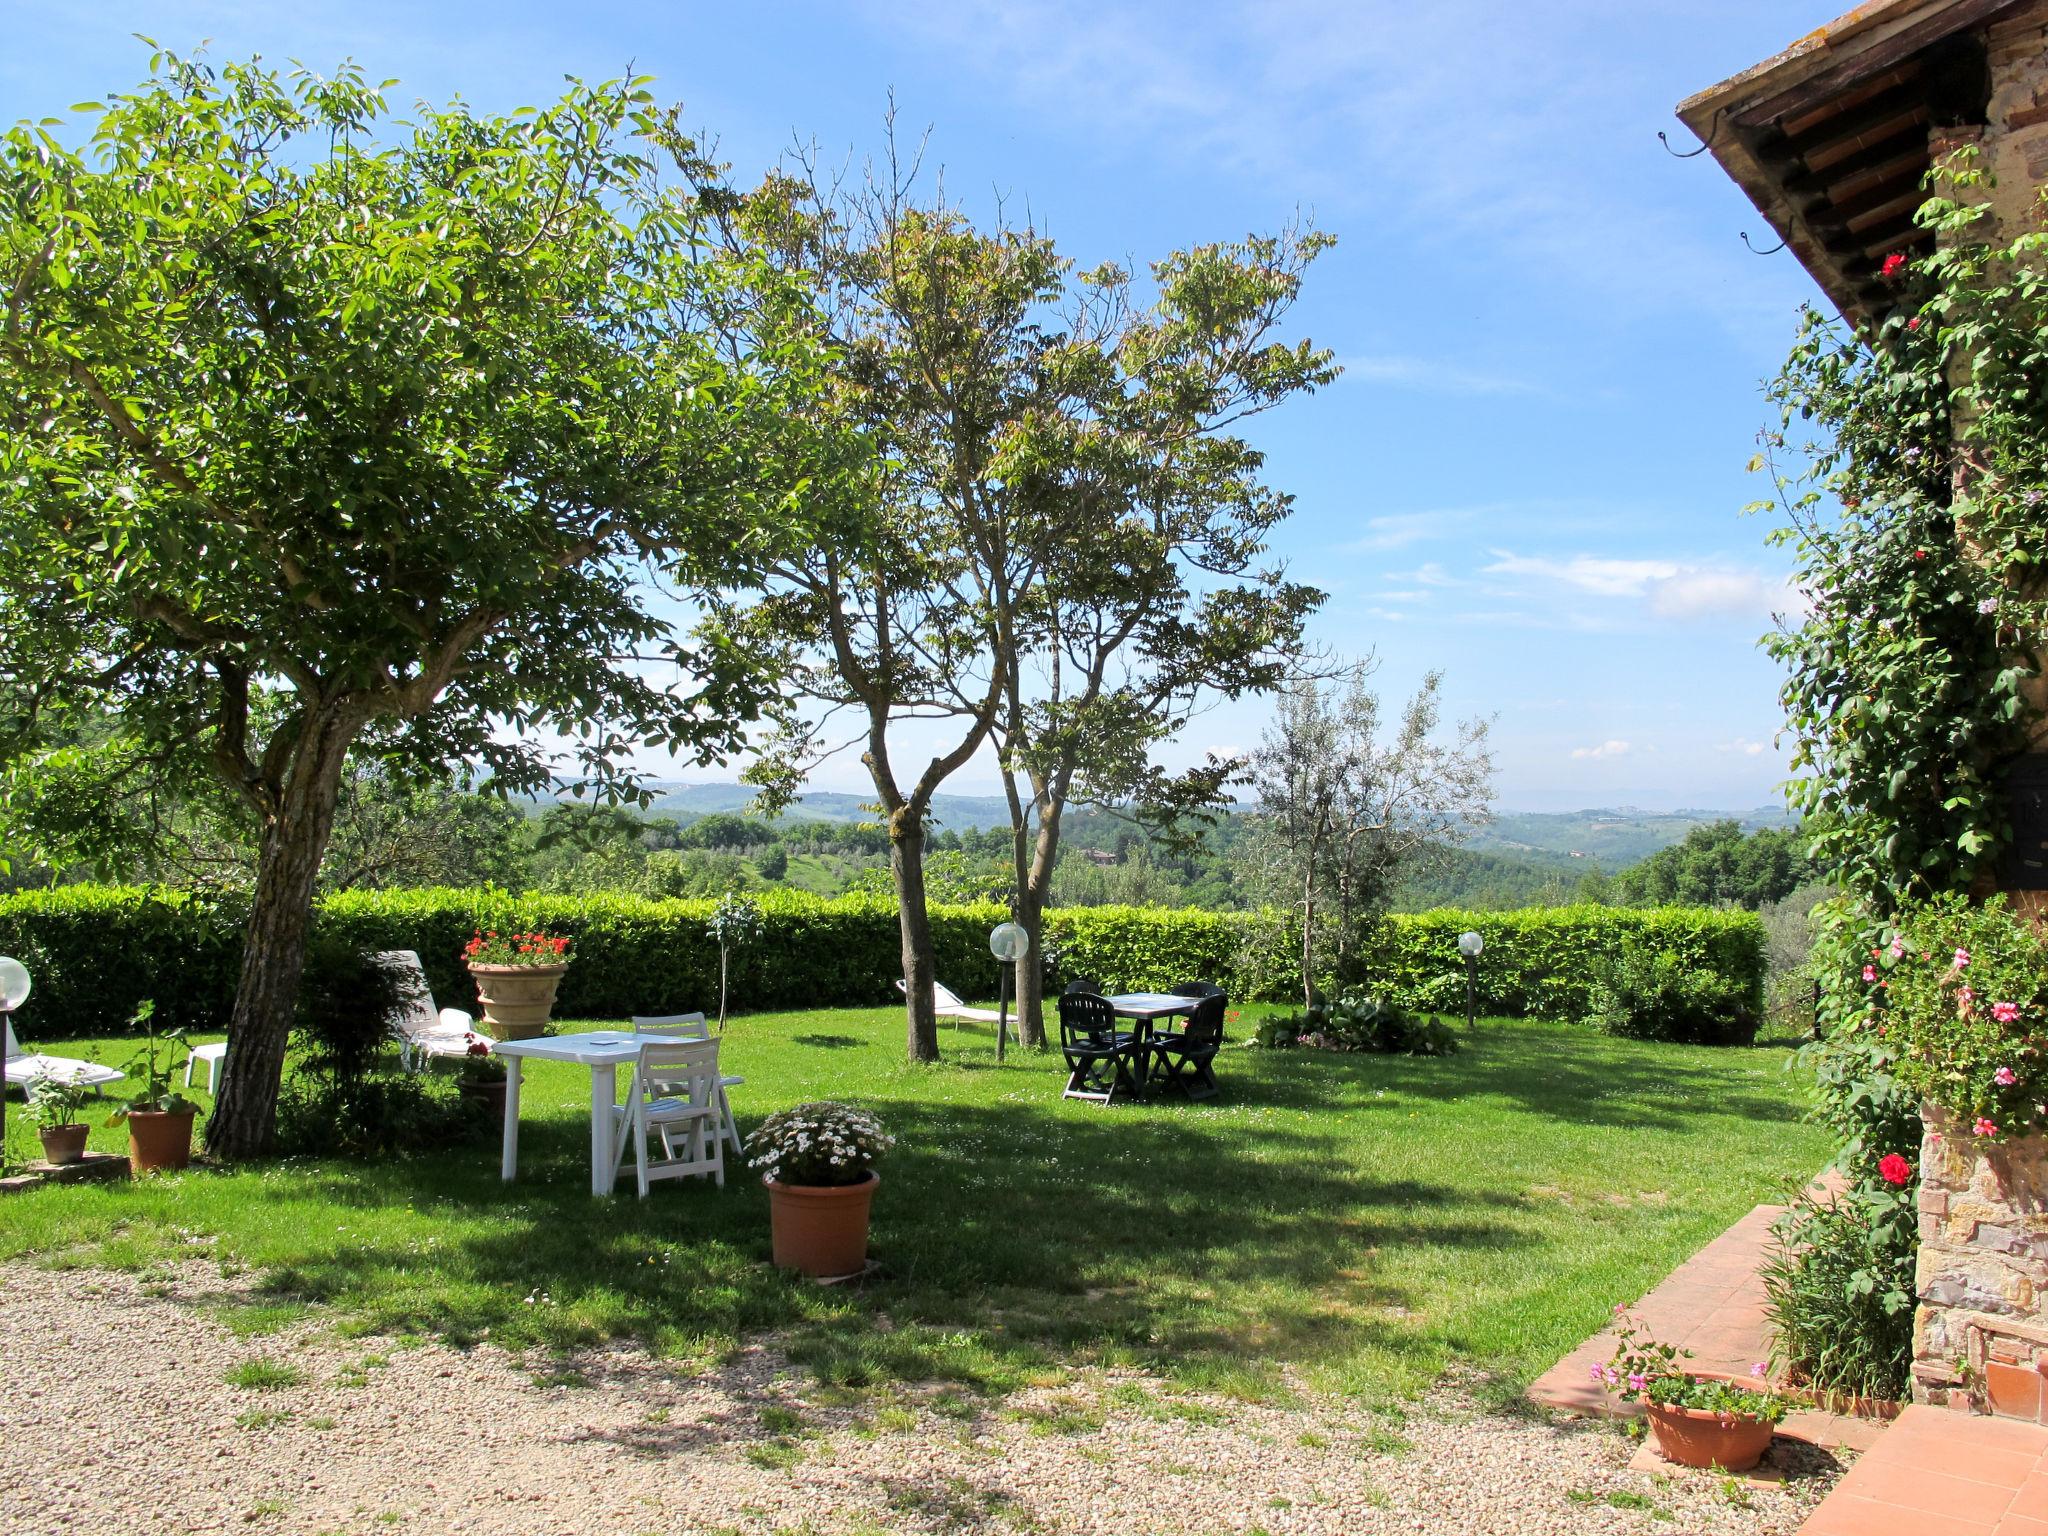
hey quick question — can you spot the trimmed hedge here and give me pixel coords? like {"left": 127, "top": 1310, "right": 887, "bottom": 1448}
{"left": 0, "top": 886, "right": 1766, "bottom": 1041}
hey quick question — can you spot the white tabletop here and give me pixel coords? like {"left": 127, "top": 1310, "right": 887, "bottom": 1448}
{"left": 1106, "top": 993, "right": 1200, "bottom": 1019}
{"left": 490, "top": 1030, "right": 672, "bottom": 1065}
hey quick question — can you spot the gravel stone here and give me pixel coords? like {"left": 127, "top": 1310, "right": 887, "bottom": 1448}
{"left": 0, "top": 1260, "right": 1845, "bottom": 1534}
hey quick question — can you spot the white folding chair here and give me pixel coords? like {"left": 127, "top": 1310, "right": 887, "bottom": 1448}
{"left": 632, "top": 1013, "right": 746, "bottom": 1156}
{"left": 609, "top": 1038, "right": 724, "bottom": 1197}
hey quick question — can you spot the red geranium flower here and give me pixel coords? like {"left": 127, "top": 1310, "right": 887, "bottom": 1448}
{"left": 1881, "top": 252, "right": 1907, "bottom": 280}
{"left": 1878, "top": 1153, "right": 1913, "bottom": 1187}
{"left": 1906, "top": 316, "right": 1922, "bottom": 331}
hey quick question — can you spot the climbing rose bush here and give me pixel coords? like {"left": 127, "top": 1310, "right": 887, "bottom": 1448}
{"left": 1880, "top": 893, "right": 2048, "bottom": 1139}
{"left": 745, "top": 1100, "right": 893, "bottom": 1187}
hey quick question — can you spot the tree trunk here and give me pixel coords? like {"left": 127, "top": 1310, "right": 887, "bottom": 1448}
{"left": 1301, "top": 868, "right": 1317, "bottom": 1014}
{"left": 1015, "top": 895, "right": 1046, "bottom": 1049}
{"left": 890, "top": 813, "right": 941, "bottom": 1062}
{"left": 207, "top": 710, "right": 358, "bottom": 1159}
{"left": 1013, "top": 798, "right": 1063, "bottom": 1049}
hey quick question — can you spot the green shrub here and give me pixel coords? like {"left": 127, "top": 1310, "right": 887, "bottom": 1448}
{"left": 0, "top": 885, "right": 1768, "bottom": 1041}
{"left": 1249, "top": 996, "right": 1458, "bottom": 1057}
{"left": 274, "top": 939, "right": 479, "bottom": 1157}
{"left": 1584, "top": 944, "right": 1760, "bottom": 1045}
{"left": 1761, "top": 1180, "right": 1917, "bottom": 1402}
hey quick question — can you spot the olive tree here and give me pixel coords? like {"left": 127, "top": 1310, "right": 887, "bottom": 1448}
{"left": 1250, "top": 665, "right": 1493, "bottom": 1009}
{"left": 0, "top": 54, "right": 834, "bottom": 1154}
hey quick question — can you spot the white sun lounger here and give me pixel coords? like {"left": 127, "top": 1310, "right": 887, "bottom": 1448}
{"left": 897, "top": 979, "right": 1004, "bottom": 1024}
{"left": 3, "top": 1018, "right": 125, "bottom": 1092}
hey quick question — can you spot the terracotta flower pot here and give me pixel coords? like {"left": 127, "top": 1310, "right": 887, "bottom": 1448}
{"left": 467, "top": 963, "right": 568, "bottom": 1041}
{"left": 1646, "top": 1401, "right": 1776, "bottom": 1471}
{"left": 126, "top": 1108, "right": 195, "bottom": 1175}
{"left": 458, "top": 1078, "right": 507, "bottom": 1116}
{"left": 765, "top": 1172, "right": 878, "bottom": 1279}
{"left": 38, "top": 1123, "right": 89, "bottom": 1166}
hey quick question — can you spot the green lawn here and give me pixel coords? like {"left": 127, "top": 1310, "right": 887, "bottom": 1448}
{"left": 0, "top": 1009, "right": 1826, "bottom": 1406}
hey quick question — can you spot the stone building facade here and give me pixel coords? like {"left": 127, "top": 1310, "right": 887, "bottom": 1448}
{"left": 1682, "top": 0, "right": 2048, "bottom": 1416}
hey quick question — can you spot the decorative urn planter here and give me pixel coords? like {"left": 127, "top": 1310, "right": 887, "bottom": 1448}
{"left": 1645, "top": 1401, "right": 1776, "bottom": 1471}
{"left": 467, "top": 963, "right": 568, "bottom": 1041}
{"left": 126, "top": 1108, "right": 195, "bottom": 1175}
{"left": 765, "top": 1172, "right": 879, "bottom": 1279}
{"left": 38, "top": 1123, "right": 89, "bottom": 1166}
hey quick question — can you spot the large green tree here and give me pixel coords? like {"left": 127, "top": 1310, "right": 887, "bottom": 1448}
{"left": 988, "top": 228, "right": 1335, "bottom": 1045}
{"left": 0, "top": 54, "right": 833, "bottom": 1154}
{"left": 688, "top": 134, "right": 1332, "bottom": 1057}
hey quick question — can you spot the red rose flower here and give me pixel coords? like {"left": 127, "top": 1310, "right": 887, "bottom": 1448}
{"left": 1881, "top": 252, "right": 1907, "bottom": 280}
{"left": 1878, "top": 1153, "right": 1913, "bottom": 1187}
{"left": 1906, "top": 316, "right": 1922, "bottom": 330}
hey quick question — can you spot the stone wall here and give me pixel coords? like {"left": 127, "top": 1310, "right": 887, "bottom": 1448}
{"left": 1913, "top": 1106, "right": 2048, "bottom": 1414}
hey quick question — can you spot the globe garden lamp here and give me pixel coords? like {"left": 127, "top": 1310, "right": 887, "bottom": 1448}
{"left": 0, "top": 956, "right": 29, "bottom": 1162}
{"left": 1456, "top": 931, "right": 1483, "bottom": 1030}
{"left": 988, "top": 922, "right": 1031, "bottom": 1062}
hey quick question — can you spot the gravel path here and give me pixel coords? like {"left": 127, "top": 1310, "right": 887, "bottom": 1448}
{"left": 0, "top": 1260, "right": 1843, "bottom": 1535}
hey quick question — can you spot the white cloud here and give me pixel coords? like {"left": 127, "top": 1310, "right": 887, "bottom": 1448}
{"left": 1348, "top": 512, "right": 1450, "bottom": 552}
{"left": 1571, "top": 740, "right": 1631, "bottom": 760}
{"left": 1342, "top": 354, "right": 1538, "bottom": 397}
{"left": 1484, "top": 551, "right": 1679, "bottom": 599}
{"left": 1719, "top": 737, "right": 1769, "bottom": 757}
{"left": 1482, "top": 550, "right": 1797, "bottom": 622}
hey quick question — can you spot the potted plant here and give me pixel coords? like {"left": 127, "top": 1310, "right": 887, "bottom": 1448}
{"left": 745, "top": 1101, "right": 894, "bottom": 1279}
{"left": 1599, "top": 1309, "right": 1789, "bottom": 1471}
{"left": 27, "top": 1074, "right": 92, "bottom": 1165}
{"left": 455, "top": 1033, "right": 507, "bottom": 1114}
{"left": 462, "top": 929, "right": 572, "bottom": 1041}
{"left": 107, "top": 1001, "right": 201, "bottom": 1174}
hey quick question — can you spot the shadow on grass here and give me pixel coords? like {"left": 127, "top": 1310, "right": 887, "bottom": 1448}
{"left": 219, "top": 1087, "right": 1527, "bottom": 1397}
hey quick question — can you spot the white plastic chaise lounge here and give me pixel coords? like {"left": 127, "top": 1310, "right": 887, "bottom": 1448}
{"left": 4, "top": 1019, "right": 124, "bottom": 1093}
{"left": 374, "top": 950, "right": 479, "bottom": 1071}
{"left": 896, "top": 979, "right": 1005, "bottom": 1025}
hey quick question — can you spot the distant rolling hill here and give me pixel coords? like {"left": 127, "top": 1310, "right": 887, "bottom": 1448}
{"left": 553, "top": 782, "right": 1793, "bottom": 867}
{"left": 642, "top": 782, "right": 1017, "bottom": 831}
{"left": 1465, "top": 806, "right": 1794, "bottom": 867}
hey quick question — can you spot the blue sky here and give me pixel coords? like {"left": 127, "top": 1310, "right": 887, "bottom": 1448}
{"left": 2, "top": 1, "right": 1850, "bottom": 813}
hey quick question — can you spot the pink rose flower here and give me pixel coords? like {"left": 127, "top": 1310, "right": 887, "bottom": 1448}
{"left": 1993, "top": 1002, "right": 2022, "bottom": 1025}
{"left": 1997, "top": 1067, "right": 2018, "bottom": 1087}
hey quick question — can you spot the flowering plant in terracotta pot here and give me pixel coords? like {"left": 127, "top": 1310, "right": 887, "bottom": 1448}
{"left": 746, "top": 1101, "right": 894, "bottom": 1279}
{"left": 454, "top": 1033, "right": 507, "bottom": 1112}
{"left": 462, "top": 930, "right": 573, "bottom": 1040}
{"left": 1599, "top": 1310, "right": 1789, "bottom": 1471}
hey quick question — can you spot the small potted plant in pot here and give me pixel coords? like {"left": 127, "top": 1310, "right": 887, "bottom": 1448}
{"left": 455, "top": 1033, "right": 507, "bottom": 1113}
{"left": 746, "top": 1101, "right": 894, "bottom": 1279}
{"left": 107, "top": 1001, "right": 200, "bottom": 1175}
{"left": 462, "top": 929, "right": 572, "bottom": 1041}
{"left": 1599, "top": 1309, "right": 1790, "bottom": 1471}
{"left": 28, "top": 1075, "right": 92, "bottom": 1165}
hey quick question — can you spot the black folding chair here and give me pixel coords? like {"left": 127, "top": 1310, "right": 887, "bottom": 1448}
{"left": 1151, "top": 988, "right": 1226, "bottom": 1100}
{"left": 1058, "top": 990, "right": 1144, "bottom": 1105}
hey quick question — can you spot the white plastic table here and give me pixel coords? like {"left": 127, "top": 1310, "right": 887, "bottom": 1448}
{"left": 492, "top": 1031, "right": 703, "bottom": 1196}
